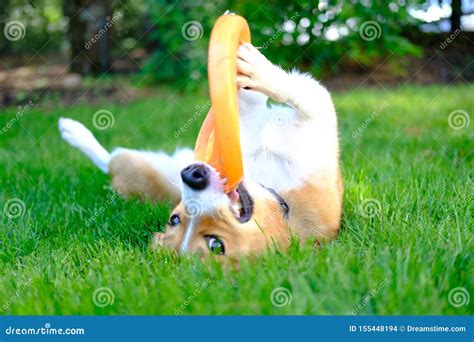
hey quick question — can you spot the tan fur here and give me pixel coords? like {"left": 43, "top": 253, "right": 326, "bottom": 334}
{"left": 109, "top": 152, "right": 180, "bottom": 204}
{"left": 59, "top": 44, "right": 343, "bottom": 257}
{"left": 282, "top": 171, "right": 343, "bottom": 242}
{"left": 111, "top": 152, "right": 342, "bottom": 256}
{"left": 155, "top": 193, "right": 290, "bottom": 257}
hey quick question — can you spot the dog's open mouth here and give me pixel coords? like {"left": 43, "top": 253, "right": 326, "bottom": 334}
{"left": 228, "top": 183, "right": 254, "bottom": 223}
{"left": 204, "top": 165, "right": 254, "bottom": 223}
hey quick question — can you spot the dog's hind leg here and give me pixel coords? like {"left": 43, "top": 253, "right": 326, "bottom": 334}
{"left": 107, "top": 148, "right": 192, "bottom": 204}
{"left": 59, "top": 118, "right": 192, "bottom": 204}
{"left": 59, "top": 117, "right": 110, "bottom": 173}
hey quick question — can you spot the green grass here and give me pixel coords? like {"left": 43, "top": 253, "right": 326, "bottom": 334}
{"left": 0, "top": 84, "right": 472, "bottom": 315}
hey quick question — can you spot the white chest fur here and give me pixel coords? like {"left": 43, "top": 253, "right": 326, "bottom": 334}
{"left": 239, "top": 102, "right": 337, "bottom": 193}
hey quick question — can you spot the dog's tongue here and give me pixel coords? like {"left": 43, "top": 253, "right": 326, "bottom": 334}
{"left": 227, "top": 189, "right": 240, "bottom": 203}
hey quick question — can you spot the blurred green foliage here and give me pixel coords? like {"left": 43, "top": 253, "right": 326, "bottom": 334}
{"left": 144, "top": 0, "right": 424, "bottom": 86}
{"left": 1, "top": 0, "right": 425, "bottom": 82}
{"left": 0, "top": 0, "right": 65, "bottom": 53}
{"left": 0, "top": 0, "right": 150, "bottom": 57}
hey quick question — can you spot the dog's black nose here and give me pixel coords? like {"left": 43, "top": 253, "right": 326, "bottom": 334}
{"left": 181, "top": 164, "right": 210, "bottom": 190}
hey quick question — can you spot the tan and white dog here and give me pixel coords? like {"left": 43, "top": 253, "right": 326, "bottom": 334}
{"left": 59, "top": 43, "right": 343, "bottom": 257}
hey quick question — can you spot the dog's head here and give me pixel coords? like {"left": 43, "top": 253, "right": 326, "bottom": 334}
{"left": 153, "top": 163, "right": 290, "bottom": 257}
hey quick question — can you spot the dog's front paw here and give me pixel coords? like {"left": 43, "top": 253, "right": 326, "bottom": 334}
{"left": 236, "top": 43, "right": 288, "bottom": 102}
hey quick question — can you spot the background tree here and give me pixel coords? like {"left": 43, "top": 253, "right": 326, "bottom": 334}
{"left": 0, "top": 0, "right": 11, "bottom": 54}
{"left": 144, "top": 0, "right": 425, "bottom": 86}
{"left": 450, "top": 0, "right": 462, "bottom": 32}
{"left": 64, "top": 0, "right": 87, "bottom": 74}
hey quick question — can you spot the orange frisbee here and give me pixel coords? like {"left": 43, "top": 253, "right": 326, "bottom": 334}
{"left": 194, "top": 14, "right": 250, "bottom": 192}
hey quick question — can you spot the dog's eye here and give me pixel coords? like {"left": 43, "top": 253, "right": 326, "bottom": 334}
{"left": 204, "top": 235, "right": 225, "bottom": 255}
{"left": 169, "top": 214, "right": 180, "bottom": 226}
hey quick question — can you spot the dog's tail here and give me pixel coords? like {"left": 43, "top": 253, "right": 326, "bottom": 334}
{"left": 58, "top": 117, "right": 110, "bottom": 173}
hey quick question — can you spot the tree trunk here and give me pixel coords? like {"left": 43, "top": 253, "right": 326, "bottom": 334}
{"left": 0, "top": 0, "right": 11, "bottom": 54}
{"left": 450, "top": 0, "right": 462, "bottom": 33}
{"left": 98, "top": 0, "right": 112, "bottom": 73}
{"left": 65, "top": 0, "right": 88, "bottom": 74}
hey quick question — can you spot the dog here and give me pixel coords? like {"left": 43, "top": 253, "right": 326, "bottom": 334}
{"left": 59, "top": 43, "right": 343, "bottom": 257}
